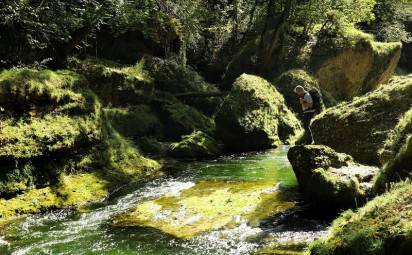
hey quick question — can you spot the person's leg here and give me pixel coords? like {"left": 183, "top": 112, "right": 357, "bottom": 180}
{"left": 302, "top": 112, "right": 314, "bottom": 144}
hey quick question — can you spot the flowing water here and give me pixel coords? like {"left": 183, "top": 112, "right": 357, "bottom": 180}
{"left": 0, "top": 146, "right": 328, "bottom": 255}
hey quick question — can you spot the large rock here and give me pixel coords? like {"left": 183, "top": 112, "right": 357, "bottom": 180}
{"left": 288, "top": 145, "right": 379, "bottom": 211}
{"left": 215, "top": 74, "right": 302, "bottom": 152}
{"left": 309, "top": 182, "right": 412, "bottom": 255}
{"left": 0, "top": 68, "right": 160, "bottom": 220}
{"left": 144, "top": 57, "right": 222, "bottom": 115}
{"left": 312, "top": 39, "right": 401, "bottom": 101}
{"left": 374, "top": 108, "right": 412, "bottom": 192}
{"left": 112, "top": 180, "right": 294, "bottom": 239}
{"left": 312, "top": 75, "right": 412, "bottom": 165}
{"left": 167, "top": 131, "right": 222, "bottom": 159}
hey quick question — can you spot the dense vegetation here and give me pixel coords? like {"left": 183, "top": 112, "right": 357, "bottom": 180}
{"left": 0, "top": 0, "right": 412, "bottom": 254}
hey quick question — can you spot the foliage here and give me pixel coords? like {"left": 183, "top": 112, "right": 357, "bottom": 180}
{"left": 372, "top": 0, "right": 412, "bottom": 42}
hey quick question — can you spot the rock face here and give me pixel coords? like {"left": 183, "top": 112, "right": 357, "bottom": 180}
{"left": 312, "top": 39, "right": 401, "bottom": 101}
{"left": 374, "top": 108, "right": 412, "bottom": 192}
{"left": 224, "top": 28, "right": 401, "bottom": 102}
{"left": 312, "top": 75, "right": 412, "bottom": 165}
{"left": 168, "top": 131, "right": 222, "bottom": 159}
{"left": 215, "top": 74, "right": 302, "bottom": 152}
{"left": 287, "top": 145, "right": 378, "bottom": 211}
{"left": 112, "top": 180, "right": 294, "bottom": 239}
{"left": 310, "top": 182, "right": 412, "bottom": 255}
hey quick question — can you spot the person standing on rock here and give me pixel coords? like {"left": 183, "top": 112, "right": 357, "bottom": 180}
{"left": 294, "top": 86, "right": 315, "bottom": 145}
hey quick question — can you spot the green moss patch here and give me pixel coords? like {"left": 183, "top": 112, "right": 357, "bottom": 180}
{"left": 113, "top": 180, "right": 295, "bottom": 239}
{"left": 309, "top": 181, "right": 412, "bottom": 255}
{"left": 168, "top": 131, "right": 222, "bottom": 159}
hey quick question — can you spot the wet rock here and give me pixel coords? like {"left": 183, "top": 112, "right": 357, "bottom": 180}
{"left": 112, "top": 180, "right": 295, "bottom": 239}
{"left": 312, "top": 75, "right": 412, "bottom": 165}
{"left": 309, "top": 182, "right": 412, "bottom": 255}
{"left": 215, "top": 74, "right": 302, "bottom": 152}
{"left": 168, "top": 131, "right": 222, "bottom": 159}
{"left": 287, "top": 145, "right": 379, "bottom": 211}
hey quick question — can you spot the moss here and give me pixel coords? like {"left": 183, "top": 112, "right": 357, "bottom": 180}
{"left": 168, "top": 131, "right": 222, "bottom": 159}
{"left": 216, "top": 74, "right": 302, "bottom": 151}
{"left": 0, "top": 68, "right": 161, "bottom": 220}
{"left": 68, "top": 57, "right": 155, "bottom": 107}
{"left": 160, "top": 100, "right": 216, "bottom": 140}
{"left": 312, "top": 75, "right": 412, "bottom": 165}
{"left": 309, "top": 181, "right": 412, "bottom": 255}
{"left": 113, "top": 180, "right": 294, "bottom": 239}
{"left": 105, "top": 105, "right": 163, "bottom": 139}
{"left": 374, "top": 108, "right": 412, "bottom": 192}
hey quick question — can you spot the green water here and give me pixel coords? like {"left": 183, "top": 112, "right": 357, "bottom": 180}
{"left": 0, "top": 147, "right": 325, "bottom": 255}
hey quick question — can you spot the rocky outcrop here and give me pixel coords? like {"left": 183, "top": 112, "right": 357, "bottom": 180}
{"left": 0, "top": 68, "right": 160, "bottom": 219}
{"left": 112, "top": 180, "right": 294, "bottom": 239}
{"left": 309, "top": 181, "right": 412, "bottom": 255}
{"left": 288, "top": 145, "right": 379, "bottom": 211}
{"left": 215, "top": 74, "right": 302, "bottom": 152}
{"left": 224, "top": 29, "right": 401, "bottom": 102}
{"left": 168, "top": 131, "right": 222, "bottom": 159}
{"left": 312, "top": 39, "right": 402, "bottom": 101}
{"left": 374, "top": 108, "right": 412, "bottom": 192}
{"left": 312, "top": 75, "right": 412, "bottom": 165}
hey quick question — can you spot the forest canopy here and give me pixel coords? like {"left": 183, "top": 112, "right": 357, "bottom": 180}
{"left": 0, "top": 0, "right": 411, "bottom": 68}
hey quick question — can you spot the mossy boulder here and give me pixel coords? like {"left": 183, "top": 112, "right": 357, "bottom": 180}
{"left": 143, "top": 56, "right": 222, "bottom": 115}
{"left": 112, "top": 180, "right": 294, "bottom": 239}
{"left": 0, "top": 68, "right": 161, "bottom": 220}
{"left": 168, "top": 131, "right": 222, "bottom": 159}
{"left": 310, "top": 31, "right": 402, "bottom": 101}
{"left": 287, "top": 145, "right": 379, "bottom": 211}
{"left": 105, "top": 105, "right": 163, "bottom": 139}
{"left": 68, "top": 57, "right": 154, "bottom": 107}
{"left": 374, "top": 108, "right": 412, "bottom": 192}
{"left": 309, "top": 181, "right": 412, "bottom": 255}
{"left": 312, "top": 75, "right": 412, "bottom": 165}
{"left": 215, "top": 74, "right": 302, "bottom": 152}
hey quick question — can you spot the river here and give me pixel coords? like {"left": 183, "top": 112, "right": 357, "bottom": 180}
{"left": 0, "top": 146, "right": 328, "bottom": 255}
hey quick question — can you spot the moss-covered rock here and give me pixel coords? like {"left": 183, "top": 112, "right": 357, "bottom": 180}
{"left": 287, "top": 145, "right": 378, "bottom": 211}
{"left": 168, "top": 131, "right": 222, "bottom": 159}
{"left": 143, "top": 56, "right": 222, "bottom": 115}
{"left": 112, "top": 180, "right": 294, "bottom": 239}
{"left": 157, "top": 100, "right": 216, "bottom": 141}
{"left": 374, "top": 108, "right": 412, "bottom": 192}
{"left": 216, "top": 74, "right": 302, "bottom": 152}
{"left": 309, "top": 181, "right": 412, "bottom": 255}
{"left": 312, "top": 75, "right": 412, "bottom": 165}
{"left": 105, "top": 105, "right": 163, "bottom": 139}
{"left": 68, "top": 57, "right": 155, "bottom": 107}
{"left": 0, "top": 68, "right": 161, "bottom": 220}
{"left": 312, "top": 38, "right": 402, "bottom": 101}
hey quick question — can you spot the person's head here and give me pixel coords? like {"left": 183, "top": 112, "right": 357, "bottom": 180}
{"left": 294, "top": 86, "right": 306, "bottom": 97}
